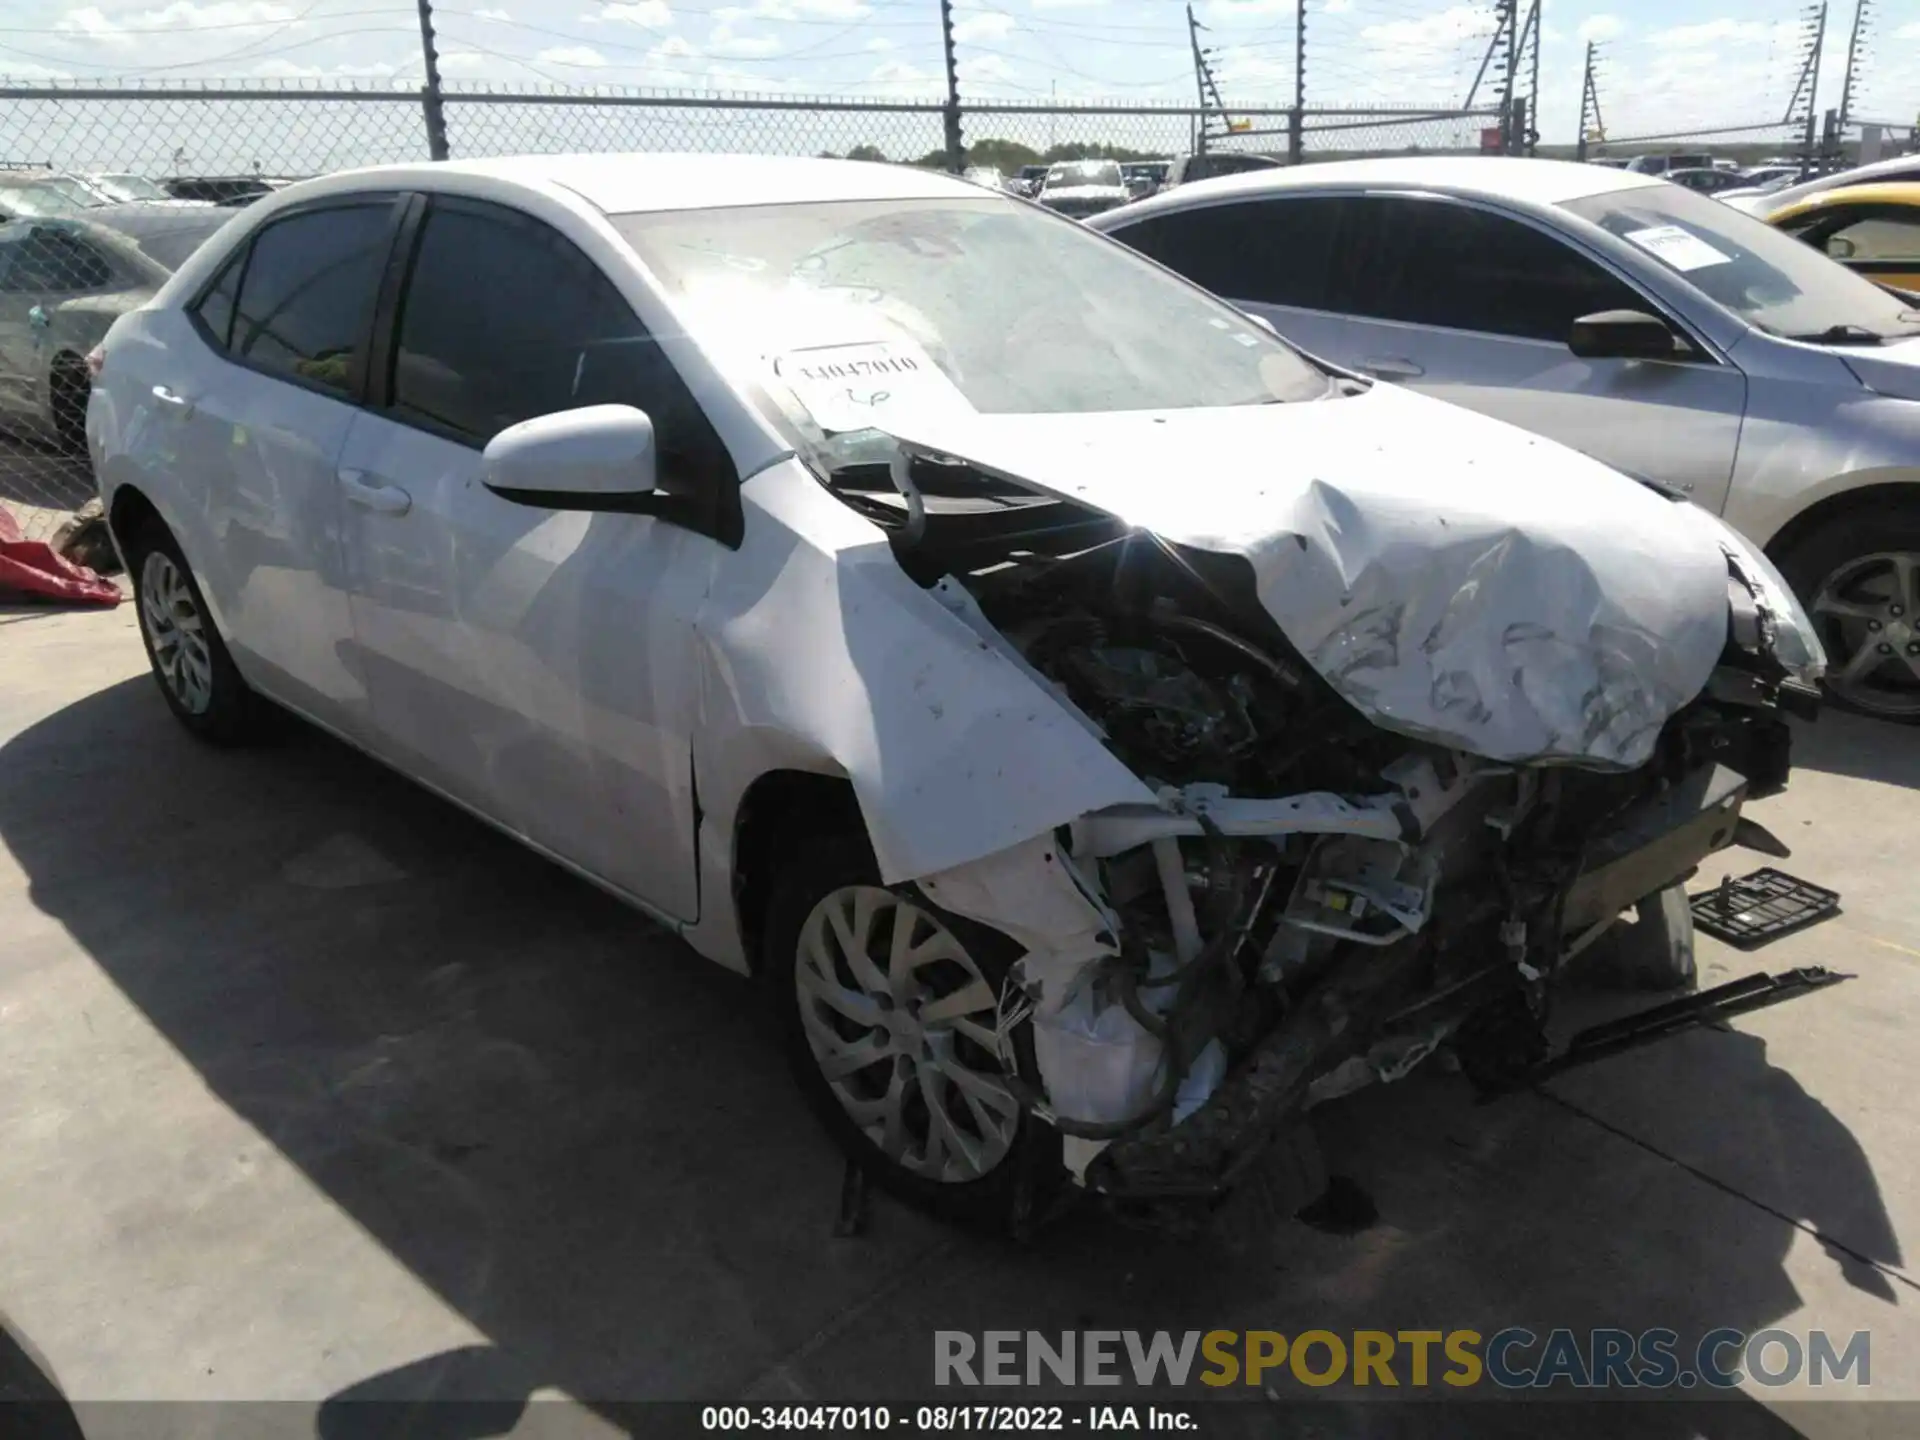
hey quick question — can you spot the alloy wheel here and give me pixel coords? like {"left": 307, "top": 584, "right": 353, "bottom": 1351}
{"left": 1810, "top": 551, "right": 1920, "bottom": 720}
{"left": 795, "top": 885, "right": 1020, "bottom": 1183}
{"left": 139, "top": 550, "right": 214, "bottom": 715}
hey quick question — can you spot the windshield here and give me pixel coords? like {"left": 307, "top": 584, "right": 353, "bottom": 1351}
{"left": 1562, "top": 183, "right": 1920, "bottom": 342}
{"left": 612, "top": 197, "right": 1327, "bottom": 465}
{"left": 0, "top": 181, "right": 92, "bottom": 217}
{"left": 1044, "top": 161, "right": 1122, "bottom": 190}
{"left": 92, "top": 174, "right": 170, "bottom": 203}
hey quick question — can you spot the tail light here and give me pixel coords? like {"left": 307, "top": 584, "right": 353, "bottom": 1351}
{"left": 86, "top": 345, "right": 106, "bottom": 379}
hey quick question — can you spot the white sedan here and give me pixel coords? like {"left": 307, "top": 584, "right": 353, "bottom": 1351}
{"left": 91, "top": 154, "right": 1821, "bottom": 1229}
{"left": 1092, "top": 157, "right": 1920, "bottom": 722}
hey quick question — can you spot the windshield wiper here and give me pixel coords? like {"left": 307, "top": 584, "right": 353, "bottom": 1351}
{"left": 1787, "top": 323, "right": 1887, "bottom": 345}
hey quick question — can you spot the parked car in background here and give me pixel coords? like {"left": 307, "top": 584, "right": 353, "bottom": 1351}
{"left": 1011, "top": 164, "right": 1049, "bottom": 197}
{"left": 0, "top": 171, "right": 108, "bottom": 219}
{"left": 87, "top": 154, "right": 1818, "bottom": 1229}
{"left": 84, "top": 172, "right": 214, "bottom": 207}
{"left": 1094, "top": 157, "right": 1920, "bottom": 721}
{"left": 1121, "top": 160, "right": 1171, "bottom": 198}
{"left": 1664, "top": 166, "right": 1747, "bottom": 196}
{"left": 1588, "top": 156, "right": 1633, "bottom": 169}
{"left": 1768, "top": 182, "right": 1920, "bottom": 292}
{"left": 961, "top": 165, "right": 1006, "bottom": 192}
{"left": 160, "top": 175, "right": 289, "bottom": 206}
{"left": 1625, "top": 152, "right": 1716, "bottom": 175}
{"left": 1737, "top": 164, "right": 1804, "bottom": 192}
{"left": 0, "top": 206, "right": 229, "bottom": 449}
{"left": 1724, "top": 151, "right": 1920, "bottom": 217}
{"left": 1036, "top": 158, "right": 1129, "bottom": 217}
{"left": 1160, "top": 151, "right": 1281, "bottom": 190}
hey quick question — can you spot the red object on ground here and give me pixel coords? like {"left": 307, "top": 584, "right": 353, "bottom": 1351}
{"left": 0, "top": 509, "right": 121, "bottom": 606}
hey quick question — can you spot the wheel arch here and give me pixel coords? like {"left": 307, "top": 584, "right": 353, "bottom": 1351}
{"left": 1762, "top": 474, "right": 1920, "bottom": 565}
{"left": 729, "top": 767, "right": 865, "bottom": 977}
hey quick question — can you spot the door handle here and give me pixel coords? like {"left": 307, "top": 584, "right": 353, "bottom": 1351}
{"left": 1358, "top": 357, "right": 1425, "bottom": 380}
{"left": 151, "top": 383, "right": 196, "bottom": 418}
{"left": 337, "top": 467, "right": 412, "bottom": 516}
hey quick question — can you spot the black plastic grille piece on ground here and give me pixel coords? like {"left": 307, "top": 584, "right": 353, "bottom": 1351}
{"left": 1690, "top": 868, "right": 1840, "bottom": 948}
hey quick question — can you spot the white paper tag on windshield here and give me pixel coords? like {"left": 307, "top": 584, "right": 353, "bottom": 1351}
{"left": 773, "top": 339, "right": 972, "bottom": 435}
{"left": 1624, "top": 225, "right": 1732, "bottom": 272}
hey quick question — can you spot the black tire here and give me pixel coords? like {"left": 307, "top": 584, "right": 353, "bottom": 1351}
{"left": 49, "top": 357, "right": 89, "bottom": 455}
{"left": 1775, "top": 501, "right": 1920, "bottom": 724}
{"left": 123, "top": 517, "right": 271, "bottom": 746}
{"left": 762, "top": 834, "right": 1064, "bottom": 1232}
{"left": 1585, "top": 883, "right": 1698, "bottom": 992}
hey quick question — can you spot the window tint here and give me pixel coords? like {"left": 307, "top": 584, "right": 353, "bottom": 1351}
{"left": 1337, "top": 196, "right": 1644, "bottom": 342}
{"left": 0, "top": 227, "right": 114, "bottom": 292}
{"left": 391, "top": 200, "right": 732, "bottom": 486}
{"left": 1115, "top": 197, "right": 1342, "bottom": 310}
{"left": 230, "top": 203, "right": 391, "bottom": 395}
{"left": 192, "top": 247, "right": 245, "bottom": 350}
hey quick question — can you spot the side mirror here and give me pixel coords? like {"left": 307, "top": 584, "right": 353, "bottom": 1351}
{"left": 482, "top": 404, "right": 657, "bottom": 509}
{"left": 1568, "top": 309, "right": 1683, "bottom": 362}
{"left": 1827, "top": 234, "right": 1858, "bottom": 260}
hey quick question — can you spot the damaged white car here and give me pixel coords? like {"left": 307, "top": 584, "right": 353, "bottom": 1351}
{"left": 92, "top": 155, "right": 1832, "bottom": 1230}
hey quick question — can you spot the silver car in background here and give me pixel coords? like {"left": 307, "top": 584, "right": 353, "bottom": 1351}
{"left": 1093, "top": 157, "right": 1920, "bottom": 722}
{"left": 0, "top": 205, "right": 229, "bottom": 449}
{"left": 1036, "top": 159, "right": 1130, "bottom": 219}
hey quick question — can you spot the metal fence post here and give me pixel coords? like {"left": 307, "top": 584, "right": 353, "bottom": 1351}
{"left": 1287, "top": 105, "right": 1303, "bottom": 164}
{"left": 415, "top": 0, "right": 450, "bottom": 160}
{"left": 939, "top": 0, "right": 964, "bottom": 172}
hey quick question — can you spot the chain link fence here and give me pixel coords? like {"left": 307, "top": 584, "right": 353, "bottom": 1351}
{"left": 0, "top": 79, "right": 1494, "bottom": 554}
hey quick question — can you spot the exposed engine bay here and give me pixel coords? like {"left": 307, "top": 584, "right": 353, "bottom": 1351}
{"left": 824, "top": 444, "right": 1815, "bottom": 1222}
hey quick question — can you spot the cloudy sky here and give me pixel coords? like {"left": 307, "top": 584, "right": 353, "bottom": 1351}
{"left": 1, "top": 1, "right": 1915, "bottom": 143}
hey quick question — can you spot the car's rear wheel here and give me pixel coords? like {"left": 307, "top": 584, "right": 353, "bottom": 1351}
{"left": 1588, "top": 883, "right": 1698, "bottom": 992}
{"left": 1777, "top": 504, "right": 1920, "bottom": 724}
{"left": 125, "top": 519, "right": 269, "bottom": 745}
{"left": 764, "top": 837, "right": 1061, "bottom": 1229}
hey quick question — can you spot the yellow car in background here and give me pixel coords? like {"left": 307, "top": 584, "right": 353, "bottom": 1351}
{"left": 1768, "top": 182, "right": 1920, "bottom": 292}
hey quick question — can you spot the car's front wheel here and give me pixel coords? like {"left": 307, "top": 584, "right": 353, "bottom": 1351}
{"left": 125, "top": 518, "right": 270, "bottom": 745}
{"left": 764, "top": 837, "right": 1060, "bottom": 1229}
{"left": 1779, "top": 504, "right": 1920, "bottom": 724}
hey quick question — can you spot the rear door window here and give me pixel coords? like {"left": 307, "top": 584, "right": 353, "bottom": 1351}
{"left": 1332, "top": 195, "right": 1644, "bottom": 342}
{"left": 1114, "top": 196, "right": 1344, "bottom": 310}
{"left": 2, "top": 227, "right": 115, "bottom": 293}
{"left": 228, "top": 202, "right": 394, "bottom": 396}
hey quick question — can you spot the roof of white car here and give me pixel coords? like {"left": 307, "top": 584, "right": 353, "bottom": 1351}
{"left": 313, "top": 152, "right": 980, "bottom": 214}
{"left": 1104, "top": 155, "right": 1663, "bottom": 222}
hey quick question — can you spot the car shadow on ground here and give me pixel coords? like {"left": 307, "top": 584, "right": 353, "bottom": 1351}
{"left": 1790, "top": 708, "right": 1920, "bottom": 791}
{"left": 0, "top": 675, "right": 1903, "bottom": 1437}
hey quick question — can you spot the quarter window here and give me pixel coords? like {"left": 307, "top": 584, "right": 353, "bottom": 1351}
{"left": 1335, "top": 196, "right": 1644, "bottom": 343}
{"left": 389, "top": 199, "right": 731, "bottom": 486}
{"left": 191, "top": 248, "right": 245, "bottom": 350}
{"left": 229, "top": 203, "right": 392, "bottom": 395}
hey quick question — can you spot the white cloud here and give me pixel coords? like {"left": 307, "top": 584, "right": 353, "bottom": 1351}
{"left": 1205, "top": 0, "right": 1290, "bottom": 21}
{"left": 587, "top": 1, "right": 672, "bottom": 27}
{"left": 1029, "top": 0, "right": 1107, "bottom": 9}
{"left": 138, "top": 1, "right": 299, "bottom": 24}
{"left": 753, "top": 0, "right": 871, "bottom": 17}
{"left": 1323, "top": 0, "right": 1353, "bottom": 12}
{"left": 1649, "top": 19, "right": 1795, "bottom": 49}
{"left": 54, "top": 7, "right": 136, "bottom": 43}
{"left": 864, "top": 36, "right": 893, "bottom": 51}
{"left": 473, "top": 6, "right": 513, "bottom": 18}
{"left": 1577, "top": 14, "right": 1623, "bottom": 43}
{"left": 706, "top": 20, "right": 783, "bottom": 58}
{"left": 1898, "top": 22, "right": 1920, "bottom": 40}
{"left": 1360, "top": 5, "right": 1496, "bottom": 49}
{"left": 535, "top": 44, "right": 608, "bottom": 66}
{"left": 865, "top": 57, "right": 934, "bottom": 96}
{"left": 954, "top": 12, "right": 1016, "bottom": 43}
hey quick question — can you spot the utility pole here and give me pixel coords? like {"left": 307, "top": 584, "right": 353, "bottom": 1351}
{"left": 1469, "top": 0, "right": 1518, "bottom": 150}
{"left": 1575, "top": 41, "right": 1606, "bottom": 162}
{"left": 414, "top": 0, "right": 449, "bottom": 161}
{"left": 939, "top": 0, "right": 963, "bottom": 172}
{"left": 1187, "top": 4, "right": 1225, "bottom": 155}
{"left": 1523, "top": 0, "right": 1541, "bottom": 155}
{"left": 1785, "top": 1, "right": 1829, "bottom": 176}
{"left": 1290, "top": 0, "right": 1306, "bottom": 165}
{"left": 1837, "top": 0, "right": 1873, "bottom": 146}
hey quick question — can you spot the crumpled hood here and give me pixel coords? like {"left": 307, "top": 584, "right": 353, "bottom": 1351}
{"left": 881, "top": 382, "right": 1732, "bottom": 768}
